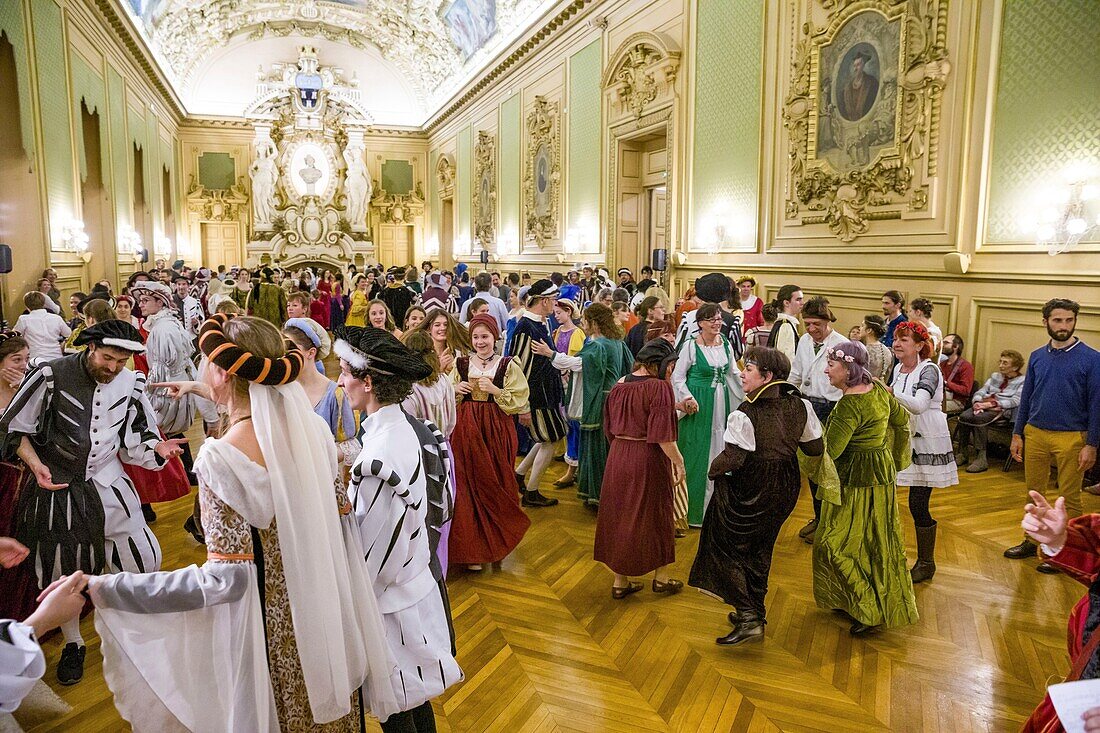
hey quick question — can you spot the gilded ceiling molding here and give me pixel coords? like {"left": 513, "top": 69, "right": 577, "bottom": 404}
{"left": 522, "top": 96, "right": 561, "bottom": 248}
{"left": 473, "top": 131, "right": 497, "bottom": 247}
{"left": 782, "top": 0, "right": 951, "bottom": 243}
{"left": 425, "top": 0, "right": 593, "bottom": 133}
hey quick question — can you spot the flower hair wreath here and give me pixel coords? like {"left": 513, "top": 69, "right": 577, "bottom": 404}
{"left": 827, "top": 347, "right": 855, "bottom": 363}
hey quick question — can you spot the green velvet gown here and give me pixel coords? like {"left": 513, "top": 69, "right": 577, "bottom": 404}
{"left": 812, "top": 383, "right": 919, "bottom": 628}
{"left": 577, "top": 337, "right": 635, "bottom": 505}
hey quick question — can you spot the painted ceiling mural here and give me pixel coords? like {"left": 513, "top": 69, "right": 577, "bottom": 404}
{"left": 120, "top": 0, "right": 544, "bottom": 124}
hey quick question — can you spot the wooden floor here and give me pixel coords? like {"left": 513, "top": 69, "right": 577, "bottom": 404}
{"left": 26, "top": 451, "right": 1091, "bottom": 732}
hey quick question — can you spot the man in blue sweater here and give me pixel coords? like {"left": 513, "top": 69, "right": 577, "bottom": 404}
{"left": 1004, "top": 298, "right": 1100, "bottom": 572}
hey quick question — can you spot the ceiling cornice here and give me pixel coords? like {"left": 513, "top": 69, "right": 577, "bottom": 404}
{"left": 92, "top": 0, "right": 186, "bottom": 121}
{"left": 179, "top": 116, "right": 429, "bottom": 140}
{"left": 425, "top": 0, "right": 594, "bottom": 134}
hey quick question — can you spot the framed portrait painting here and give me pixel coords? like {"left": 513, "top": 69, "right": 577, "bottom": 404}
{"left": 810, "top": 8, "right": 904, "bottom": 174}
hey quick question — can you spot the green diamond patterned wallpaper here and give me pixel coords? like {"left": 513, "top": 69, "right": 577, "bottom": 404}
{"left": 499, "top": 93, "right": 522, "bottom": 248}
{"left": 71, "top": 55, "right": 107, "bottom": 185}
{"left": 457, "top": 125, "right": 473, "bottom": 247}
{"left": 0, "top": 0, "right": 35, "bottom": 159}
{"left": 32, "top": 0, "right": 76, "bottom": 243}
{"left": 567, "top": 39, "right": 602, "bottom": 245}
{"left": 690, "top": 0, "right": 763, "bottom": 251}
{"left": 986, "top": 0, "right": 1100, "bottom": 244}
{"left": 107, "top": 67, "right": 130, "bottom": 228}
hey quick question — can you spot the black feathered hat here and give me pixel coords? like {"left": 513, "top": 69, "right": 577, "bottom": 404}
{"left": 333, "top": 326, "right": 432, "bottom": 381}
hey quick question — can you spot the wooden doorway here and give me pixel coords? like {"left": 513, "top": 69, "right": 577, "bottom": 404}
{"left": 614, "top": 131, "right": 667, "bottom": 275}
{"left": 377, "top": 224, "right": 412, "bottom": 268}
{"left": 201, "top": 222, "right": 240, "bottom": 271}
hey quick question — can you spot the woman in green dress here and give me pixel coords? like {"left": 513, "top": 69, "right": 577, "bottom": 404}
{"left": 812, "top": 339, "right": 918, "bottom": 636}
{"left": 533, "top": 303, "right": 633, "bottom": 505}
{"left": 671, "top": 302, "right": 744, "bottom": 526}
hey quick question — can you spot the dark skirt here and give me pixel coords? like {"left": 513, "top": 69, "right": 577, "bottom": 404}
{"left": 0, "top": 462, "right": 40, "bottom": 619}
{"left": 689, "top": 455, "right": 800, "bottom": 615}
{"left": 13, "top": 471, "right": 106, "bottom": 585}
{"left": 594, "top": 437, "right": 674, "bottom": 576}
{"left": 449, "top": 401, "right": 531, "bottom": 564}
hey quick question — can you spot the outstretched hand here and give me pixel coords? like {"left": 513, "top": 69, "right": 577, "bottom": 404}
{"left": 150, "top": 381, "right": 207, "bottom": 401}
{"left": 31, "top": 463, "right": 67, "bottom": 491}
{"left": 155, "top": 437, "right": 190, "bottom": 460}
{"left": 0, "top": 537, "right": 29, "bottom": 568}
{"left": 1021, "top": 490, "right": 1068, "bottom": 550}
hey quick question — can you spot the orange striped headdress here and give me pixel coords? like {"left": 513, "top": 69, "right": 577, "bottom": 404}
{"left": 198, "top": 313, "right": 303, "bottom": 385}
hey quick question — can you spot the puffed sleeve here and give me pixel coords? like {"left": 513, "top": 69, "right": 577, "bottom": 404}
{"left": 119, "top": 373, "right": 169, "bottom": 470}
{"left": 893, "top": 364, "right": 938, "bottom": 415}
{"left": 89, "top": 484, "right": 252, "bottom": 613}
{"left": 0, "top": 362, "right": 52, "bottom": 458}
{"left": 646, "top": 379, "right": 677, "bottom": 444}
{"left": 495, "top": 360, "right": 530, "bottom": 415}
{"left": 670, "top": 341, "right": 694, "bottom": 403}
{"left": 0, "top": 620, "right": 44, "bottom": 713}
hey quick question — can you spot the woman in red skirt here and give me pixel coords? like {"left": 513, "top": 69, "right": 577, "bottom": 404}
{"left": 595, "top": 337, "right": 686, "bottom": 599}
{"left": 0, "top": 333, "right": 38, "bottom": 620}
{"left": 449, "top": 314, "right": 532, "bottom": 570}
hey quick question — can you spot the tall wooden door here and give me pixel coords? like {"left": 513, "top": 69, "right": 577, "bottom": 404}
{"left": 617, "top": 144, "right": 643, "bottom": 272}
{"left": 201, "top": 223, "right": 241, "bottom": 271}
{"left": 647, "top": 186, "right": 667, "bottom": 252}
{"left": 377, "top": 224, "right": 412, "bottom": 268}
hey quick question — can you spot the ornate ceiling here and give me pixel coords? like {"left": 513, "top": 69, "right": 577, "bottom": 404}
{"left": 119, "top": 0, "right": 554, "bottom": 125}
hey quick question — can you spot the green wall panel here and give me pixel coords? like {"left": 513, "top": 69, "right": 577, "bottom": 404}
{"left": 986, "top": 0, "right": 1100, "bottom": 243}
{"left": 71, "top": 55, "right": 106, "bottom": 184}
{"left": 691, "top": 0, "right": 762, "bottom": 249}
{"left": 0, "top": 0, "right": 36, "bottom": 157}
{"left": 499, "top": 93, "right": 521, "bottom": 249}
{"left": 198, "top": 152, "right": 236, "bottom": 191}
{"left": 31, "top": 0, "right": 75, "bottom": 234}
{"left": 107, "top": 66, "right": 130, "bottom": 226}
{"left": 567, "top": 39, "right": 602, "bottom": 243}
{"left": 457, "top": 125, "right": 472, "bottom": 247}
{"left": 381, "top": 159, "right": 415, "bottom": 195}
{"left": 429, "top": 149, "right": 440, "bottom": 249}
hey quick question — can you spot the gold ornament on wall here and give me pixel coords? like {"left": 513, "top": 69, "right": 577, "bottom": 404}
{"left": 473, "top": 132, "right": 497, "bottom": 248}
{"left": 783, "top": 0, "right": 951, "bottom": 242}
{"left": 436, "top": 155, "right": 456, "bottom": 199}
{"left": 523, "top": 96, "right": 561, "bottom": 248}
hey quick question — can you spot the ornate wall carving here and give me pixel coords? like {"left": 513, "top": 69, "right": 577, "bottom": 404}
{"left": 601, "top": 33, "right": 680, "bottom": 121}
{"left": 436, "top": 154, "right": 456, "bottom": 199}
{"left": 473, "top": 131, "right": 497, "bottom": 247}
{"left": 782, "top": 0, "right": 950, "bottom": 242}
{"left": 522, "top": 96, "right": 561, "bottom": 248}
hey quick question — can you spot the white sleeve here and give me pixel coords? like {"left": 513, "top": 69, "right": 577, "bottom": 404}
{"left": 722, "top": 411, "right": 756, "bottom": 451}
{"left": 800, "top": 399, "right": 824, "bottom": 441}
{"left": 671, "top": 342, "right": 694, "bottom": 403}
{"left": 90, "top": 563, "right": 250, "bottom": 613}
{"left": 0, "top": 620, "right": 45, "bottom": 713}
{"left": 788, "top": 337, "right": 805, "bottom": 387}
{"left": 42, "top": 297, "right": 60, "bottom": 315}
{"left": 551, "top": 352, "right": 583, "bottom": 372}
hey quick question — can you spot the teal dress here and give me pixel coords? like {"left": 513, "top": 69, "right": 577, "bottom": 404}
{"left": 672, "top": 337, "right": 743, "bottom": 526}
{"left": 812, "top": 384, "right": 919, "bottom": 628}
{"left": 576, "top": 337, "right": 635, "bottom": 505}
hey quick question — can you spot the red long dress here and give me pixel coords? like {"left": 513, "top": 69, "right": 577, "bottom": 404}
{"left": 124, "top": 323, "right": 191, "bottom": 503}
{"left": 448, "top": 356, "right": 531, "bottom": 565}
{"left": 594, "top": 374, "right": 678, "bottom": 576}
{"left": 0, "top": 461, "right": 39, "bottom": 620}
{"left": 1022, "top": 515, "right": 1100, "bottom": 733}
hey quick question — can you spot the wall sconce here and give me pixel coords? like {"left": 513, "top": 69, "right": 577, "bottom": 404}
{"left": 61, "top": 220, "right": 90, "bottom": 252}
{"left": 426, "top": 236, "right": 440, "bottom": 257}
{"left": 1020, "top": 164, "right": 1099, "bottom": 255}
{"left": 707, "top": 212, "right": 730, "bottom": 256}
{"left": 119, "top": 227, "right": 144, "bottom": 261}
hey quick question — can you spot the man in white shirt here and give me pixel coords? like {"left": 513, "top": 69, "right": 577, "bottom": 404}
{"left": 769, "top": 284, "right": 804, "bottom": 362}
{"left": 458, "top": 272, "right": 510, "bottom": 332}
{"left": 13, "top": 292, "right": 70, "bottom": 360}
{"left": 788, "top": 296, "right": 847, "bottom": 544}
{"left": 171, "top": 276, "right": 204, "bottom": 337}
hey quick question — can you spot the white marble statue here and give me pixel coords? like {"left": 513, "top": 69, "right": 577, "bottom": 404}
{"left": 343, "top": 144, "right": 371, "bottom": 227}
{"left": 250, "top": 139, "right": 278, "bottom": 226}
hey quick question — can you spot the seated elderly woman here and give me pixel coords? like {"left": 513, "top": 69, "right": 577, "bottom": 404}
{"left": 955, "top": 349, "right": 1025, "bottom": 473}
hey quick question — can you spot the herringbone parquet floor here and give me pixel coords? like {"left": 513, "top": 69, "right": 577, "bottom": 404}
{"left": 25, "top": 454, "right": 1092, "bottom": 733}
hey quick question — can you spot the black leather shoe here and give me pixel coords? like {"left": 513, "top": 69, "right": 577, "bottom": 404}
{"left": 717, "top": 612, "right": 765, "bottom": 646}
{"left": 515, "top": 473, "right": 527, "bottom": 494}
{"left": 727, "top": 610, "right": 744, "bottom": 626}
{"left": 141, "top": 503, "right": 157, "bottom": 523}
{"left": 849, "top": 622, "right": 879, "bottom": 637}
{"left": 797, "top": 519, "right": 818, "bottom": 539}
{"left": 57, "top": 643, "right": 86, "bottom": 686}
{"left": 1036, "top": 561, "right": 1061, "bottom": 574}
{"left": 1004, "top": 539, "right": 1038, "bottom": 559}
{"left": 183, "top": 516, "right": 205, "bottom": 545}
{"left": 522, "top": 490, "right": 559, "bottom": 508}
